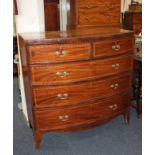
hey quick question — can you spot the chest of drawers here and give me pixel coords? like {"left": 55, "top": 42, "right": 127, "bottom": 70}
{"left": 19, "top": 28, "right": 134, "bottom": 149}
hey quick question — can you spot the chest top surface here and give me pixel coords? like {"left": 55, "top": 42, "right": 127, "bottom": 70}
{"left": 19, "top": 28, "right": 133, "bottom": 44}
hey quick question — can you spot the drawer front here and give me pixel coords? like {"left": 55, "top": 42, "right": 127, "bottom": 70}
{"left": 93, "top": 37, "right": 133, "bottom": 58}
{"left": 78, "top": 0, "right": 120, "bottom": 26}
{"left": 33, "top": 74, "right": 131, "bottom": 108}
{"left": 92, "top": 54, "right": 133, "bottom": 80}
{"left": 31, "top": 61, "right": 92, "bottom": 85}
{"left": 31, "top": 54, "right": 133, "bottom": 85}
{"left": 29, "top": 43, "right": 91, "bottom": 64}
{"left": 35, "top": 92, "right": 130, "bottom": 130}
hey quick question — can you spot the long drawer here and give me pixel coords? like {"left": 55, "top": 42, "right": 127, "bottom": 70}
{"left": 35, "top": 92, "right": 130, "bottom": 131}
{"left": 93, "top": 37, "right": 133, "bottom": 58}
{"left": 31, "top": 54, "right": 133, "bottom": 85}
{"left": 33, "top": 74, "right": 131, "bottom": 108}
{"left": 28, "top": 43, "right": 91, "bottom": 64}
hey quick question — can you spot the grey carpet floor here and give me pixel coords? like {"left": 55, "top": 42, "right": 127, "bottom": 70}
{"left": 13, "top": 77, "right": 142, "bottom": 155}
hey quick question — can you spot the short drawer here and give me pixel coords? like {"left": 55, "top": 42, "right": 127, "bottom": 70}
{"left": 33, "top": 74, "right": 131, "bottom": 108}
{"left": 93, "top": 37, "right": 133, "bottom": 58}
{"left": 31, "top": 54, "right": 133, "bottom": 85}
{"left": 28, "top": 43, "right": 91, "bottom": 64}
{"left": 35, "top": 92, "right": 130, "bottom": 131}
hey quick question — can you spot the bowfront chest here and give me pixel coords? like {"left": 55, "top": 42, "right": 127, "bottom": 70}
{"left": 19, "top": 28, "right": 134, "bottom": 149}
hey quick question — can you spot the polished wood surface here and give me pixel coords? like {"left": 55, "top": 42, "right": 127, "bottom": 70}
{"left": 67, "top": 0, "right": 121, "bottom": 29}
{"left": 35, "top": 92, "right": 130, "bottom": 131}
{"left": 44, "top": 0, "right": 60, "bottom": 31}
{"left": 31, "top": 54, "right": 133, "bottom": 85}
{"left": 93, "top": 37, "right": 133, "bottom": 58}
{"left": 33, "top": 74, "right": 131, "bottom": 108}
{"left": 19, "top": 28, "right": 132, "bottom": 42}
{"left": 28, "top": 43, "right": 91, "bottom": 64}
{"left": 19, "top": 28, "right": 134, "bottom": 149}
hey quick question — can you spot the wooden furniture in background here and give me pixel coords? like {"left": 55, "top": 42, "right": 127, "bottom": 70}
{"left": 132, "top": 35, "right": 142, "bottom": 118}
{"left": 19, "top": 28, "right": 134, "bottom": 149}
{"left": 128, "top": 2, "right": 142, "bottom": 12}
{"left": 67, "top": 0, "right": 121, "bottom": 30}
{"left": 13, "top": 36, "right": 18, "bottom": 75}
{"left": 44, "top": 0, "right": 60, "bottom": 31}
{"left": 123, "top": 11, "right": 142, "bottom": 34}
{"left": 133, "top": 56, "right": 142, "bottom": 118}
{"left": 13, "top": 0, "right": 18, "bottom": 15}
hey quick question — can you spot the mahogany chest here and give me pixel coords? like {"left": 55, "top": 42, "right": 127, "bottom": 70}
{"left": 19, "top": 28, "right": 134, "bottom": 149}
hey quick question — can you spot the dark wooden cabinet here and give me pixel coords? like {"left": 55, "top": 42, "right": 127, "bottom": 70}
{"left": 44, "top": 0, "right": 60, "bottom": 31}
{"left": 19, "top": 28, "right": 134, "bottom": 149}
{"left": 13, "top": 36, "right": 18, "bottom": 75}
{"left": 67, "top": 0, "right": 121, "bottom": 29}
{"left": 123, "top": 11, "right": 142, "bottom": 34}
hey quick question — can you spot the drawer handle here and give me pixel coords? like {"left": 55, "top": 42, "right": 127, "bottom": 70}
{"left": 108, "top": 5, "right": 115, "bottom": 9}
{"left": 85, "top": 17, "right": 93, "bottom": 22}
{"left": 85, "top": 5, "right": 92, "bottom": 9}
{"left": 57, "top": 93, "right": 69, "bottom": 100}
{"left": 109, "top": 104, "right": 118, "bottom": 111}
{"left": 112, "top": 45, "right": 121, "bottom": 51}
{"left": 110, "top": 83, "right": 119, "bottom": 89}
{"left": 58, "top": 115, "right": 69, "bottom": 121}
{"left": 56, "top": 71, "right": 69, "bottom": 78}
{"left": 55, "top": 50, "right": 67, "bottom": 57}
{"left": 111, "top": 63, "right": 120, "bottom": 69}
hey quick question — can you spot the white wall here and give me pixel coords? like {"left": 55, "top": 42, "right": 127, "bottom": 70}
{"left": 15, "top": 0, "right": 45, "bottom": 123}
{"left": 15, "top": 0, "right": 45, "bottom": 33}
{"left": 15, "top": 0, "right": 67, "bottom": 123}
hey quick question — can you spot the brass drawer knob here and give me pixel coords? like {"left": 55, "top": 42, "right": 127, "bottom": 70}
{"left": 86, "top": 5, "right": 92, "bottom": 9}
{"left": 85, "top": 17, "right": 93, "bottom": 22}
{"left": 58, "top": 115, "right": 69, "bottom": 121}
{"left": 56, "top": 71, "right": 69, "bottom": 78}
{"left": 110, "top": 83, "right": 119, "bottom": 89}
{"left": 55, "top": 50, "right": 67, "bottom": 57}
{"left": 109, "top": 104, "right": 118, "bottom": 110}
{"left": 85, "top": 5, "right": 97, "bottom": 9}
{"left": 110, "top": 84, "right": 115, "bottom": 88}
{"left": 57, "top": 93, "right": 69, "bottom": 100}
{"left": 112, "top": 44, "right": 121, "bottom": 51}
{"left": 108, "top": 5, "right": 115, "bottom": 9}
{"left": 85, "top": 17, "right": 90, "bottom": 21}
{"left": 111, "top": 63, "right": 120, "bottom": 69}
